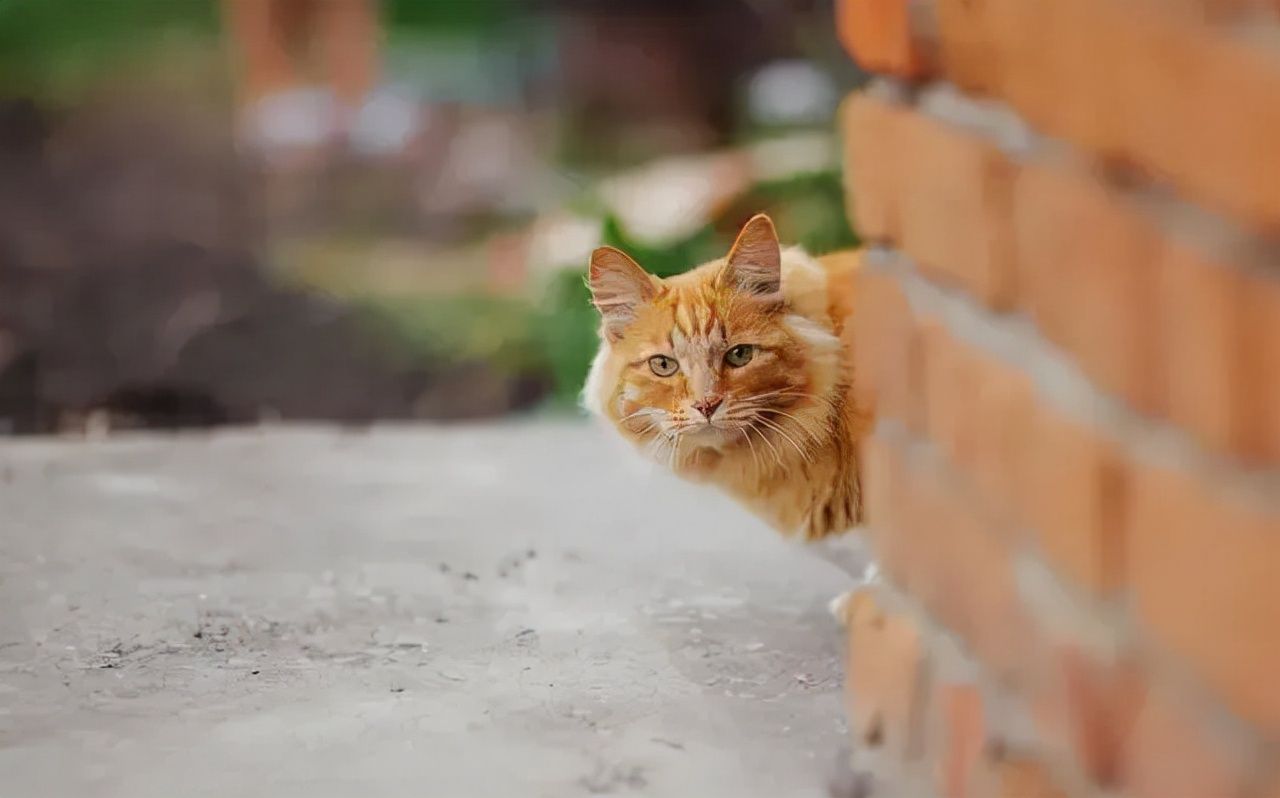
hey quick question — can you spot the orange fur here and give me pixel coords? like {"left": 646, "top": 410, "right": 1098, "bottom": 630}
{"left": 584, "top": 214, "right": 872, "bottom": 540}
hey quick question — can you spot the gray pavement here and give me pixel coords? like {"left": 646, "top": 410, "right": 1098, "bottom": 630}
{"left": 0, "top": 422, "right": 853, "bottom": 798}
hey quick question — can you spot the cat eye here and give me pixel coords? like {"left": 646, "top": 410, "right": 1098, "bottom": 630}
{"left": 648, "top": 354, "right": 679, "bottom": 377}
{"left": 724, "top": 344, "right": 755, "bottom": 368}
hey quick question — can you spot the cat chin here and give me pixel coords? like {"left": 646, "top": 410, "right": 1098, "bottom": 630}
{"left": 675, "top": 425, "right": 737, "bottom": 448}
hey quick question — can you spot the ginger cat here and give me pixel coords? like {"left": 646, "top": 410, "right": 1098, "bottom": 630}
{"left": 583, "top": 213, "right": 873, "bottom": 545}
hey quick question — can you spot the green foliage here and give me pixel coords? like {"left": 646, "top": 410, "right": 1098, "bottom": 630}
{"left": 536, "top": 269, "right": 601, "bottom": 409}
{"left": 382, "top": 0, "right": 520, "bottom": 34}
{"left": 0, "top": 0, "right": 220, "bottom": 96}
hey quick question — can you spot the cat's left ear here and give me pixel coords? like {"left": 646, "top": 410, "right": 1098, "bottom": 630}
{"left": 721, "top": 213, "right": 782, "bottom": 299}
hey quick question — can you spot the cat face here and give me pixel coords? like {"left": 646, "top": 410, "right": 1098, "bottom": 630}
{"left": 584, "top": 214, "right": 840, "bottom": 469}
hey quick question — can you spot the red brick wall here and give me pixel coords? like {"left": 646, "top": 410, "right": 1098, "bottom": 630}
{"left": 835, "top": 2, "right": 1280, "bottom": 796}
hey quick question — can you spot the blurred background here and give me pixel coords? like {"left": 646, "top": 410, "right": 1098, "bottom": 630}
{"left": 0, "top": 0, "right": 866, "bottom": 436}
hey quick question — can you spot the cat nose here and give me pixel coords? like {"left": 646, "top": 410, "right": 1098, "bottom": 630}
{"left": 692, "top": 395, "right": 723, "bottom": 420}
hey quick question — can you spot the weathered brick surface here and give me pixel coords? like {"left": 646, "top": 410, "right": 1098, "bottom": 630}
{"left": 1021, "top": 404, "right": 1126, "bottom": 595}
{"left": 934, "top": 682, "right": 987, "bottom": 798}
{"left": 933, "top": 0, "right": 1280, "bottom": 233}
{"left": 1026, "top": 642, "right": 1146, "bottom": 786}
{"left": 1158, "top": 241, "right": 1252, "bottom": 461}
{"left": 899, "top": 115, "right": 1019, "bottom": 310}
{"left": 841, "top": 92, "right": 906, "bottom": 245}
{"left": 1011, "top": 159, "right": 1164, "bottom": 414}
{"left": 969, "top": 755, "right": 1069, "bottom": 798}
{"left": 837, "top": 2, "right": 1280, "bottom": 795}
{"left": 1157, "top": 245, "right": 1280, "bottom": 467}
{"left": 851, "top": 269, "right": 922, "bottom": 429}
{"left": 1241, "top": 275, "right": 1280, "bottom": 465}
{"left": 1120, "top": 683, "right": 1252, "bottom": 798}
{"left": 864, "top": 431, "right": 1031, "bottom": 677}
{"left": 1127, "top": 461, "right": 1280, "bottom": 735}
{"left": 842, "top": 588, "right": 928, "bottom": 757}
{"left": 919, "top": 319, "right": 1032, "bottom": 525}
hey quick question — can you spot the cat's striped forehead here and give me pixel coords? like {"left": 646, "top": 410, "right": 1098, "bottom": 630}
{"left": 668, "top": 289, "right": 729, "bottom": 349}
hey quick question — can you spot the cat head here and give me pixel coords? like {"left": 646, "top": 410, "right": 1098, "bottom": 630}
{"left": 582, "top": 213, "right": 841, "bottom": 470}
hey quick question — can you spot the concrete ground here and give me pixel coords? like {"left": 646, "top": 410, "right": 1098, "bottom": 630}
{"left": 0, "top": 422, "right": 855, "bottom": 798}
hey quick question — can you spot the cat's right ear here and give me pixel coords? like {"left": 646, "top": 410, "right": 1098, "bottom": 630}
{"left": 589, "top": 246, "right": 658, "bottom": 342}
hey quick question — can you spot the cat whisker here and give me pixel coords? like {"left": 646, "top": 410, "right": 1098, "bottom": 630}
{"left": 646, "top": 437, "right": 672, "bottom": 465}
{"left": 632, "top": 422, "right": 659, "bottom": 441}
{"left": 746, "top": 419, "right": 785, "bottom": 464}
{"left": 740, "top": 423, "right": 763, "bottom": 474}
{"left": 618, "top": 408, "right": 657, "bottom": 424}
{"left": 761, "top": 408, "right": 822, "bottom": 441}
{"left": 736, "top": 390, "right": 835, "bottom": 413}
{"left": 744, "top": 386, "right": 807, "bottom": 399}
{"left": 754, "top": 414, "right": 813, "bottom": 463}
{"left": 738, "top": 387, "right": 823, "bottom": 404}
{"left": 639, "top": 422, "right": 672, "bottom": 462}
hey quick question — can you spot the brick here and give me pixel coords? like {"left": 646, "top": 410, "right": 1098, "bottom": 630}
{"left": 920, "top": 323, "right": 1033, "bottom": 525}
{"left": 835, "top": 0, "right": 931, "bottom": 79}
{"left": 1127, "top": 461, "right": 1280, "bottom": 735}
{"left": 1012, "top": 160, "right": 1162, "bottom": 413}
{"left": 841, "top": 91, "right": 908, "bottom": 244}
{"left": 934, "top": 683, "right": 987, "bottom": 798}
{"left": 900, "top": 115, "right": 1018, "bottom": 310}
{"left": 1174, "top": 35, "right": 1280, "bottom": 235}
{"left": 935, "top": 0, "right": 998, "bottom": 95}
{"left": 969, "top": 755, "right": 1069, "bottom": 798}
{"left": 1158, "top": 241, "right": 1256, "bottom": 462}
{"left": 1028, "top": 642, "right": 1147, "bottom": 787}
{"left": 944, "top": 0, "right": 1280, "bottom": 234}
{"left": 1063, "top": 194, "right": 1162, "bottom": 415}
{"left": 1012, "top": 162, "right": 1078, "bottom": 348}
{"left": 984, "top": 0, "right": 1055, "bottom": 133}
{"left": 1241, "top": 274, "right": 1280, "bottom": 465}
{"left": 919, "top": 319, "right": 977, "bottom": 469}
{"left": 879, "top": 447, "right": 1029, "bottom": 676}
{"left": 852, "top": 270, "right": 922, "bottom": 429}
{"left": 946, "top": 0, "right": 1280, "bottom": 234}
{"left": 861, "top": 432, "right": 905, "bottom": 535}
{"left": 1022, "top": 402, "right": 1127, "bottom": 594}
{"left": 938, "top": 0, "right": 1124, "bottom": 152}
{"left": 1041, "top": 0, "right": 1131, "bottom": 158}
{"left": 1117, "top": 5, "right": 1204, "bottom": 183}
{"left": 1103, "top": 8, "right": 1280, "bottom": 234}
{"left": 843, "top": 589, "right": 928, "bottom": 759}
{"left": 1121, "top": 684, "right": 1250, "bottom": 798}
{"left": 975, "top": 0, "right": 1280, "bottom": 234}
{"left": 935, "top": 0, "right": 1067, "bottom": 128}
{"left": 967, "top": 348, "right": 1035, "bottom": 527}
